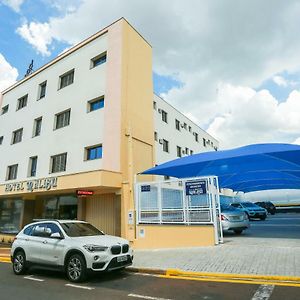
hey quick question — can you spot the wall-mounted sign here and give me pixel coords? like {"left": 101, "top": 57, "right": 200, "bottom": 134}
{"left": 5, "top": 177, "right": 58, "bottom": 193}
{"left": 185, "top": 180, "right": 207, "bottom": 195}
{"left": 141, "top": 185, "right": 151, "bottom": 192}
{"left": 76, "top": 190, "right": 94, "bottom": 196}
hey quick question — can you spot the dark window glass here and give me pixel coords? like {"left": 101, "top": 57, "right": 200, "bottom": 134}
{"left": 33, "top": 117, "right": 42, "bottom": 137}
{"left": 43, "top": 195, "right": 77, "bottom": 219}
{"left": 0, "top": 199, "right": 23, "bottom": 234}
{"left": 7, "top": 164, "right": 18, "bottom": 180}
{"left": 92, "top": 53, "right": 107, "bottom": 68}
{"left": 39, "top": 81, "right": 47, "bottom": 99}
{"left": 12, "top": 128, "right": 23, "bottom": 144}
{"left": 45, "top": 223, "right": 63, "bottom": 238}
{"left": 190, "top": 150, "right": 194, "bottom": 155}
{"left": 194, "top": 133, "right": 199, "bottom": 142}
{"left": 0, "top": 136, "right": 3, "bottom": 145}
{"left": 60, "top": 70, "right": 74, "bottom": 89}
{"left": 163, "top": 139, "right": 169, "bottom": 152}
{"left": 55, "top": 110, "right": 70, "bottom": 129}
{"left": 29, "top": 156, "right": 38, "bottom": 177}
{"left": 177, "top": 146, "right": 182, "bottom": 157}
{"left": 17, "top": 95, "right": 28, "bottom": 110}
{"left": 203, "top": 138, "right": 206, "bottom": 147}
{"left": 162, "top": 110, "right": 168, "bottom": 123}
{"left": 1, "top": 105, "right": 8, "bottom": 115}
{"left": 87, "top": 145, "right": 102, "bottom": 160}
{"left": 185, "top": 147, "right": 189, "bottom": 155}
{"left": 24, "top": 225, "right": 34, "bottom": 236}
{"left": 89, "top": 97, "right": 104, "bottom": 112}
{"left": 153, "top": 101, "right": 157, "bottom": 110}
{"left": 154, "top": 132, "right": 158, "bottom": 141}
{"left": 61, "top": 222, "right": 104, "bottom": 237}
{"left": 175, "top": 119, "right": 180, "bottom": 130}
{"left": 51, "top": 153, "right": 67, "bottom": 173}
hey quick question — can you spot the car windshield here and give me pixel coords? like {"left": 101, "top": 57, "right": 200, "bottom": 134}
{"left": 242, "top": 202, "right": 257, "bottom": 208}
{"left": 61, "top": 222, "right": 104, "bottom": 237}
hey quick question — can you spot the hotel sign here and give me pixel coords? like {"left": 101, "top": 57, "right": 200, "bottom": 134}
{"left": 5, "top": 177, "right": 58, "bottom": 193}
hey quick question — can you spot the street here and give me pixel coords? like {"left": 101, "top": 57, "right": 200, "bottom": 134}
{"left": 0, "top": 263, "right": 299, "bottom": 300}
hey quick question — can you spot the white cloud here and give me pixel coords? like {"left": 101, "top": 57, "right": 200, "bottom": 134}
{"left": 13, "top": 0, "right": 300, "bottom": 148}
{"left": 16, "top": 22, "right": 52, "bottom": 56}
{"left": 1, "top": 0, "right": 24, "bottom": 12}
{"left": 0, "top": 53, "right": 18, "bottom": 92}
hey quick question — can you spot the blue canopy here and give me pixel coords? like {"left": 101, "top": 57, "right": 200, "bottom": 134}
{"left": 141, "top": 143, "right": 300, "bottom": 193}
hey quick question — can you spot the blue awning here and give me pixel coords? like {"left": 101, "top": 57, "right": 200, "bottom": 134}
{"left": 141, "top": 143, "right": 300, "bottom": 193}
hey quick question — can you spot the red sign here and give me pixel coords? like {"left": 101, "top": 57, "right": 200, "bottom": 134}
{"left": 77, "top": 190, "right": 94, "bottom": 196}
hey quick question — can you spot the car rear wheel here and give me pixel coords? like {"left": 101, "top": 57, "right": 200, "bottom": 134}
{"left": 233, "top": 229, "right": 243, "bottom": 235}
{"left": 13, "top": 251, "right": 27, "bottom": 275}
{"left": 66, "top": 254, "right": 87, "bottom": 283}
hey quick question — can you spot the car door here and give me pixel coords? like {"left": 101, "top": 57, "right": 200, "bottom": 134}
{"left": 38, "top": 223, "right": 66, "bottom": 266}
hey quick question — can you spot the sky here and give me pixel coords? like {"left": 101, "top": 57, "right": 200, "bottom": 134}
{"left": 1, "top": 0, "right": 300, "bottom": 151}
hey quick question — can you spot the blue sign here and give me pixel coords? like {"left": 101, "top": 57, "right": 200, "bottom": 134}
{"left": 185, "top": 180, "right": 207, "bottom": 195}
{"left": 141, "top": 185, "right": 151, "bottom": 192}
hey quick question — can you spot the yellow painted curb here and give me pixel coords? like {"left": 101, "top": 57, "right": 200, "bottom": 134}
{"left": 165, "top": 269, "right": 300, "bottom": 284}
{"left": 0, "top": 257, "right": 11, "bottom": 263}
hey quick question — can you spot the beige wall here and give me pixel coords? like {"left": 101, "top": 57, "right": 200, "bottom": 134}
{"left": 134, "top": 225, "right": 215, "bottom": 249}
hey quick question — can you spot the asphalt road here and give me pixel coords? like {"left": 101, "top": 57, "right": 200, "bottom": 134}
{"left": 0, "top": 263, "right": 299, "bottom": 300}
{"left": 223, "top": 212, "right": 300, "bottom": 242}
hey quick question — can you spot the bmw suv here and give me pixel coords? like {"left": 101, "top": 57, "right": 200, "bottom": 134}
{"left": 11, "top": 220, "right": 133, "bottom": 282}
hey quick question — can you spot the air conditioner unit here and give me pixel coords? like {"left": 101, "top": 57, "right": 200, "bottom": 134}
{"left": 159, "top": 139, "right": 163, "bottom": 144}
{"left": 158, "top": 108, "right": 162, "bottom": 113}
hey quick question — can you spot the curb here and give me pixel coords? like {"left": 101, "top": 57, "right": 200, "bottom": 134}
{"left": 128, "top": 267, "right": 300, "bottom": 286}
{"left": 0, "top": 257, "right": 11, "bottom": 263}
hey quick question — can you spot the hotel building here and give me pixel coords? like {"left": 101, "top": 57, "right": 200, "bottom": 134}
{"left": 0, "top": 18, "right": 218, "bottom": 246}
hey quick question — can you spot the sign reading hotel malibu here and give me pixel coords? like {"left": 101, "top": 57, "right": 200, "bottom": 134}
{"left": 5, "top": 177, "right": 58, "bottom": 193}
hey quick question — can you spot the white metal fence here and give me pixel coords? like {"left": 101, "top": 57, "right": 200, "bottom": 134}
{"left": 135, "top": 176, "right": 223, "bottom": 244}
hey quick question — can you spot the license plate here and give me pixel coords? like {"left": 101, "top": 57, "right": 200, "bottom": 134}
{"left": 231, "top": 216, "right": 241, "bottom": 220}
{"left": 117, "top": 255, "right": 127, "bottom": 262}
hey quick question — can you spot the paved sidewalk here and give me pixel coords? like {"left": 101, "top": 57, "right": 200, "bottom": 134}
{"left": 132, "top": 237, "right": 300, "bottom": 277}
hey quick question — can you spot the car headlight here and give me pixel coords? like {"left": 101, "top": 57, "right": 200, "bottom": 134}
{"left": 83, "top": 245, "right": 108, "bottom": 252}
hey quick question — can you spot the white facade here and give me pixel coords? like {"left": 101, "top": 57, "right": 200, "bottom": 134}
{"left": 153, "top": 94, "right": 218, "bottom": 166}
{"left": 0, "top": 34, "right": 108, "bottom": 183}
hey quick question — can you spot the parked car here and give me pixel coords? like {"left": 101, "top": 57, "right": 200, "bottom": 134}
{"left": 230, "top": 202, "right": 267, "bottom": 220}
{"left": 255, "top": 201, "right": 276, "bottom": 215}
{"left": 220, "top": 204, "right": 250, "bottom": 234}
{"left": 11, "top": 220, "right": 133, "bottom": 282}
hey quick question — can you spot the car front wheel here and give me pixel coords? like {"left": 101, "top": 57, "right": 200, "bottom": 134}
{"left": 13, "top": 251, "right": 27, "bottom": 275}
{"left": 66, "top": 254, "right": 87, "bottom": 283}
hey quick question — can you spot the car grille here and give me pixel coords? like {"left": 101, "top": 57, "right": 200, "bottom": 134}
{"left": 111, "top": 245, "right": 121, "bottom": 255}
{"left": 122, "top": 244, "right": 129, "bottom": 253}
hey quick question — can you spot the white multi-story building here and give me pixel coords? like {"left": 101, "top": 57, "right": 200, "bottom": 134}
{"left": 0, "top": 18, "right": 218, "bottom": 247}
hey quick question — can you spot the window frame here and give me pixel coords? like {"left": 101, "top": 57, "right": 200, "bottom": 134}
{"left": 50, "top": 152, "right": 67, "bottom": 173}
{"left": 55, "top": 109, "right": 71, "bottom": 130}
{"left": 161, "top": 110, "right": 168, "bottom": 123}
{"left": 33, "top": 117, "right": 42, "bottom": 137}
{"left": 38, "top": 81, "right": 47, "bottom": 100}
{"left": 6, "top": 164, "right": 18, "bottom": 180}
{"left": 91, "top": 52, "right": 107, "bottom": 68}
{"left": 162, "top": 139, "right": 169, "bottom": 153}
{"left": 1, "top": 105, "right": 9, "bottom": 115}
{"left": 59, "top": 69, "right": 74, "bottom": 89}
{"left": 17, "top": 94, "right": 28, "bottom": 111}
{"left": 28, "top": 156, "right": 38, "bottom": 177}
{"left": 12, "top": 128, "right": 23, "bottom": 144}
{"left": 0, "top": 136, "right": 3, "bottom": 145}
{"left": 88, "top": 96, "right": 104, "bottom": 112}
{"left": 177, "top": 146, "right": 182, "bottom": 157}
{"left": 85, "top": 144, "right": 103, "bottom": 161}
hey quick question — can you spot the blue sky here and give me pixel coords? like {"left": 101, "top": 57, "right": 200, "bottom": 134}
{"left": 1, "top": 0, "right": 300, "bottom": 151}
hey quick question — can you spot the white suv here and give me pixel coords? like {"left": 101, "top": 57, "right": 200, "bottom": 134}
{"left": 11, "top": 220, "right": 133, "bottom": 282}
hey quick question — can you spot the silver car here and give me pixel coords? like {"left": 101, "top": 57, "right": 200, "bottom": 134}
{"left": 220, "top": 204, "right": 250, "bottom": 234}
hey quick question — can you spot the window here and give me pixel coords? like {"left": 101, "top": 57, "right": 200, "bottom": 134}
{"left": 86, "top": 145, "right": 102, "bottom": 160}
{"left": 194, "top": 133, "right": 199, "bottom": 142}
{"left": 33, "top": 117, "right": 42, "bottom": 137}
{"left": 38, "top": 81, "right": 47, "bottom": 99}
{"left": 1, "top": 105, "right": 8, "bottom": 115}
{"left": 190, "top": 150, "right": 194, "bottom": 155}
{"left": 59, "top": 69, "right": 74, "bottom": 89}
{"left": 12, "top": 128, "right": 23, "bottom": 144}
{"left": 153, "top": 101, "right": 157, "bottom": 110}
{"left": 29, "top": 156, "right": 38, "bottom": 177}
{"left": 175, "top": 119, "right": 180, "bottom": 131}
{"left": 88, "top": 96, "right": 104, "bottom": 112}
{"left": 0, "top": 136, "right": 3, "bottom": 145}
{"left": 203, "top": 138, "right": 206, "bottom": 147}
{"left": 154, "top": 131, "right": 158, "bottom": 141}
{"left": 7, "top": 164, "right": 18, "bottom": 180}
{"left": 91, "top": 52, "right": 107, "bottom": 68}
{"left": 17, "top": 95, "right": 28, "bottom": 110}
{"left": 51, "top": 153, "right": 67, "bottom": 173}
{"left": 162, "top": 110, "right": 168, "bottom": 123}
{"left": 164, "top": 176, "right": 170, "bottom": 180}
{"left": 0, "top": 199, "right": 23, "bottom": 234}
{"left": 177, "top": 146, "right": 182, "bottom": 157}
{"left": 55, "top": 109, "right": 70, "bottom": 129}
{"left": 162, "top": 139, "right": 169, "bottom": 152}
{"left": 183, "top": 123, "right": 187, "bottom": 130}
{"left": 185, "top": 147, "right": 189, "bottom": 155}
{"left": 188, "top": 126, "right": 192, "bottom": 132}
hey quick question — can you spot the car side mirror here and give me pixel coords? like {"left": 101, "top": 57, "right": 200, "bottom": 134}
{"left": 50, "top": 232, "right": 63, "bottom": 239}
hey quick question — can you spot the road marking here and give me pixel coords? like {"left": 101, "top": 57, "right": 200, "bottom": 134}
{"left": 251, "top": 284, "right": 275, "bottom": 300}
{"left": 128, "top": 293, "right": 173, "bottom": 300}
{"left": 65, "top": 284, "right": 95, "bottom": 290}
{"left": 24, "top": 275, "right": 44, "bottom": 282}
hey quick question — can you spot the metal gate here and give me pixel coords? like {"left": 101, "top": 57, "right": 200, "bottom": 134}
{"left": 135, "top": 176, "right": 223, "bottom": 245}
